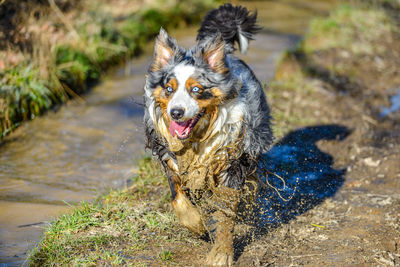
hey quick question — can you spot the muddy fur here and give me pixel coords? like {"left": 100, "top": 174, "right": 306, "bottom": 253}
{"left": 143, "top": 4, "right": 272, "bottom": 266}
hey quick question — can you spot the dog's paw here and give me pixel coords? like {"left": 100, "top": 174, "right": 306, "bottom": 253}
{"left": 205, "top": 244, "right": 233, "bottom": 266}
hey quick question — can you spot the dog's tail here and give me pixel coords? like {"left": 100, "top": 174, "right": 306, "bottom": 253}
{"left": 196, "top": 4, "right": 261, "bottom": 54}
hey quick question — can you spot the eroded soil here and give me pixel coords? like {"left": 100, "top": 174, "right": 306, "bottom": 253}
{"left": 160, "top": 10, "right": 400, "bottom": 267}
{"left": 235, "top": 61, "right": 400, "bottom": 266}
{"left": 110, "top": 22, "right": 400, "bottom": 267}
{"left": 115, "top": 46, "right": 400, "bottom": 266}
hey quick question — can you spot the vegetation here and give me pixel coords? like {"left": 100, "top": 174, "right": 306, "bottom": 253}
{"left": 29, "top": 157, "right": 202, "bottom": 266}
{"left": 303, "top": 3, "right": 395, "bottom": 55}
{"left": 274, "top": 0, "right": 400, "bottom": 112}
{"left": 0, "top": 0, "right": 216, "bottom": 138}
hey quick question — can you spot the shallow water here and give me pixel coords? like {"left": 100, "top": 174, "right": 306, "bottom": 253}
{"left": 380, "top": 89, "right": 400, "bottom": 117}
{"left": 0, "top": 1, "right": 338, "bottom": 265}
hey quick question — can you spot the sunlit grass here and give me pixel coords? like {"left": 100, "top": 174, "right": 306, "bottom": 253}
{"left": 303, "top": 3, "right": 395, "bottom": 55}
{"left": 28, "top": 157, "right": 192, "bottom": 266}
{"left": 0, "top": 62, "right": 60, "bottom": 138}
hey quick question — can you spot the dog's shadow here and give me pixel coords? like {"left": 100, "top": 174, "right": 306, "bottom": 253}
{"left": 235, "top": 124, "right": 350, "bottom": 259}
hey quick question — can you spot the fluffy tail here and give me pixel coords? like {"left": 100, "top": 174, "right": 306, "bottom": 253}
{"left": 196, "top": 4, "right": 261, "bottom": 54}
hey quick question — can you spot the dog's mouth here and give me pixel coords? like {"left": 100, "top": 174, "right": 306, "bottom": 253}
{"left": 169, "top": 110, "right": 205, "bottom": 140}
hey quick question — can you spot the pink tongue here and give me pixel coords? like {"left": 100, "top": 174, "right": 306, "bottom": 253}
{"left": 169, "top": 120, "right": 191, "bottom": 137}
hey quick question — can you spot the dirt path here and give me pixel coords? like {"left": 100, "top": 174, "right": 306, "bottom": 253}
{"left": 234, "top": 70, "right": 400, "bottom": 266}
{"left": 171, "top": 46, "right": 400, "bottom": 266}
{"left": 233, "top": 5, "right": 400, "bottom": 264}
{"left": 176, "top": 3, "right": 400, "bottom": 265}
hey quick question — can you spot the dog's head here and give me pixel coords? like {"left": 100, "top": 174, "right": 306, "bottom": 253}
{"left": 146, "top": 29, "right": 241, "bottom": 143}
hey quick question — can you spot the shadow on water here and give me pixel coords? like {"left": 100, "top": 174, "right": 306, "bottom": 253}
{"left": 104, "top": 97, "right": 145, "bottom": 118}
{"left": 235, "top": 124, "right": 350, "bottom": 259}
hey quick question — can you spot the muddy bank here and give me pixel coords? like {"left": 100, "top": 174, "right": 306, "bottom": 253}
{"left": 243, "top": 2, "right": 400, "bottom": 265}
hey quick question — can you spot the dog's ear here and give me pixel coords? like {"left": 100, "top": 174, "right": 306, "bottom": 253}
{"left": 202, "top": 35, "right": 227, "bottom": 74}
{"left": 150, "top": 28, "right": 177, "bottom": 72}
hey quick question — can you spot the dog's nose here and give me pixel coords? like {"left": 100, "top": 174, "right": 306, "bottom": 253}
{"left": 170, "top": 108, "right": 184, "bottom": 120}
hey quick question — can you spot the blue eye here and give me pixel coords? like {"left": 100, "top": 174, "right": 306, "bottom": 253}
{"left": 192, "top": 86, "right": 200, "bottom": 93}
{"left": 166, "top": 86, "right": 173, "bottom": 93}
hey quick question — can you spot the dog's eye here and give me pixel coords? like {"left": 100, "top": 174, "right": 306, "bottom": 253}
{"left": 166, "top": 86, "right": 174, "bottom": 93}
{"left": 191, "top": 86, "right": 201, "bottom": 93}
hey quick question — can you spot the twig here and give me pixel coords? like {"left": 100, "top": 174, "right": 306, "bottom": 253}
{"left": 291, "top": 253, "right": 322, "bottom": 259}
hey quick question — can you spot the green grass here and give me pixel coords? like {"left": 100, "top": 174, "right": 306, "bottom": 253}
{"left": 159, "top": 250, "right": 174, "bottom": 262}
{"left": 0, "top": 62, "right": 61, "bottom": 138}
{"left": 303, "top": 3, "right": 395, "bottom": 55}
{"left": 28, "top": 157, "right": 199, "bottom": 266}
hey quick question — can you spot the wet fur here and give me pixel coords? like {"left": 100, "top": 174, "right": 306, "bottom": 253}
{"left": 143, "top": 4, "right": 273, "bottom": 266}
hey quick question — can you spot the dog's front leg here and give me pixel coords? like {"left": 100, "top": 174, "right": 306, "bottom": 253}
{"left": 206, "top": 186, "right": 240, "bottom": 267}
{"left": 168, "top": 170, "right": 206, "bottom": 235}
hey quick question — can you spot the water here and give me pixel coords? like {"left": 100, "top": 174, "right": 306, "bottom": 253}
{"left": 380, "top": 89, "right": 400, "bottom": 117}
{"left": 253, "top": 125, "right": 349, "bottom": 227}
{"left": 0, "top": 1, "right": 338, "bottom": 265}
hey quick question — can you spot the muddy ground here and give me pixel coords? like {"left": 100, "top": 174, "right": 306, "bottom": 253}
{"left": 112, "top": 33, "right": 400, "bottom": 267}
{"left": 230, "top": 28, "right": 400, "bottom": 266}
{"left": 167, "top": 14, "right": 400, "bottom": 267}
{"left": 234, "top": 59, "right": 400, "bottom": 266}
{"left": 166, "top": 66, "right": 400, "bottom": 265}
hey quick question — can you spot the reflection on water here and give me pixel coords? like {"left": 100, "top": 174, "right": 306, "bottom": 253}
{"left": 0, "top": 1, "right": 339, "bottom": 265}
{"left": 380, "top": 89, "right": 400, "bottom": 117}
{"left": 0, "top": 58, "right": 149, "bottom": 265}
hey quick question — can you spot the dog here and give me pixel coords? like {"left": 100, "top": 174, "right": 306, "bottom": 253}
{"left": 143, "top": 4, "right": 273, "bottom": 266}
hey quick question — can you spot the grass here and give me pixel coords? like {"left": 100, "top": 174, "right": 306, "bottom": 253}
{"left": 28, "top": 157, "right": 198, "bottom": 266}
{"left": 0, "top": 61, "right": 59, "bottom": 138}
{"left": 0, "top": 0, "right": 217, "bottom": 138}
{"left": 268, "top": 0, "right": 400, "bottom": 138}
{"left": 303, "top": 3, "right": 395, "bottom": 55}
{"left": 271, "top": 0, "right": 400, "bottom": 104}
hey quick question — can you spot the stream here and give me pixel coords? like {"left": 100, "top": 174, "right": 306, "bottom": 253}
{"left": 0, "top": 1, "right": 338, "bottom": 265}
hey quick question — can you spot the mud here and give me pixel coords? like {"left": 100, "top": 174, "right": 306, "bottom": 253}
{"left": 165, "top": 55, "right": 400, "bottom": 265}
{"left": 238, "top": 33, "right": 399, "bottom": 266}
{"left": 119, "top": 2, "right": 399, "bottom": 266}
{"left": 160, "top": 3, "right": 400, "bottom": 266}
{"left": 233, "top": 79, "right": 400, "bottom": 265}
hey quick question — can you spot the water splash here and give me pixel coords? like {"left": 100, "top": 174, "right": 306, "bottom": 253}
{"left": 242, "top": 125, "right": 350, "bottom": 228}
{"left": 380, "top": 89, "right": 400, "bottom": 118}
